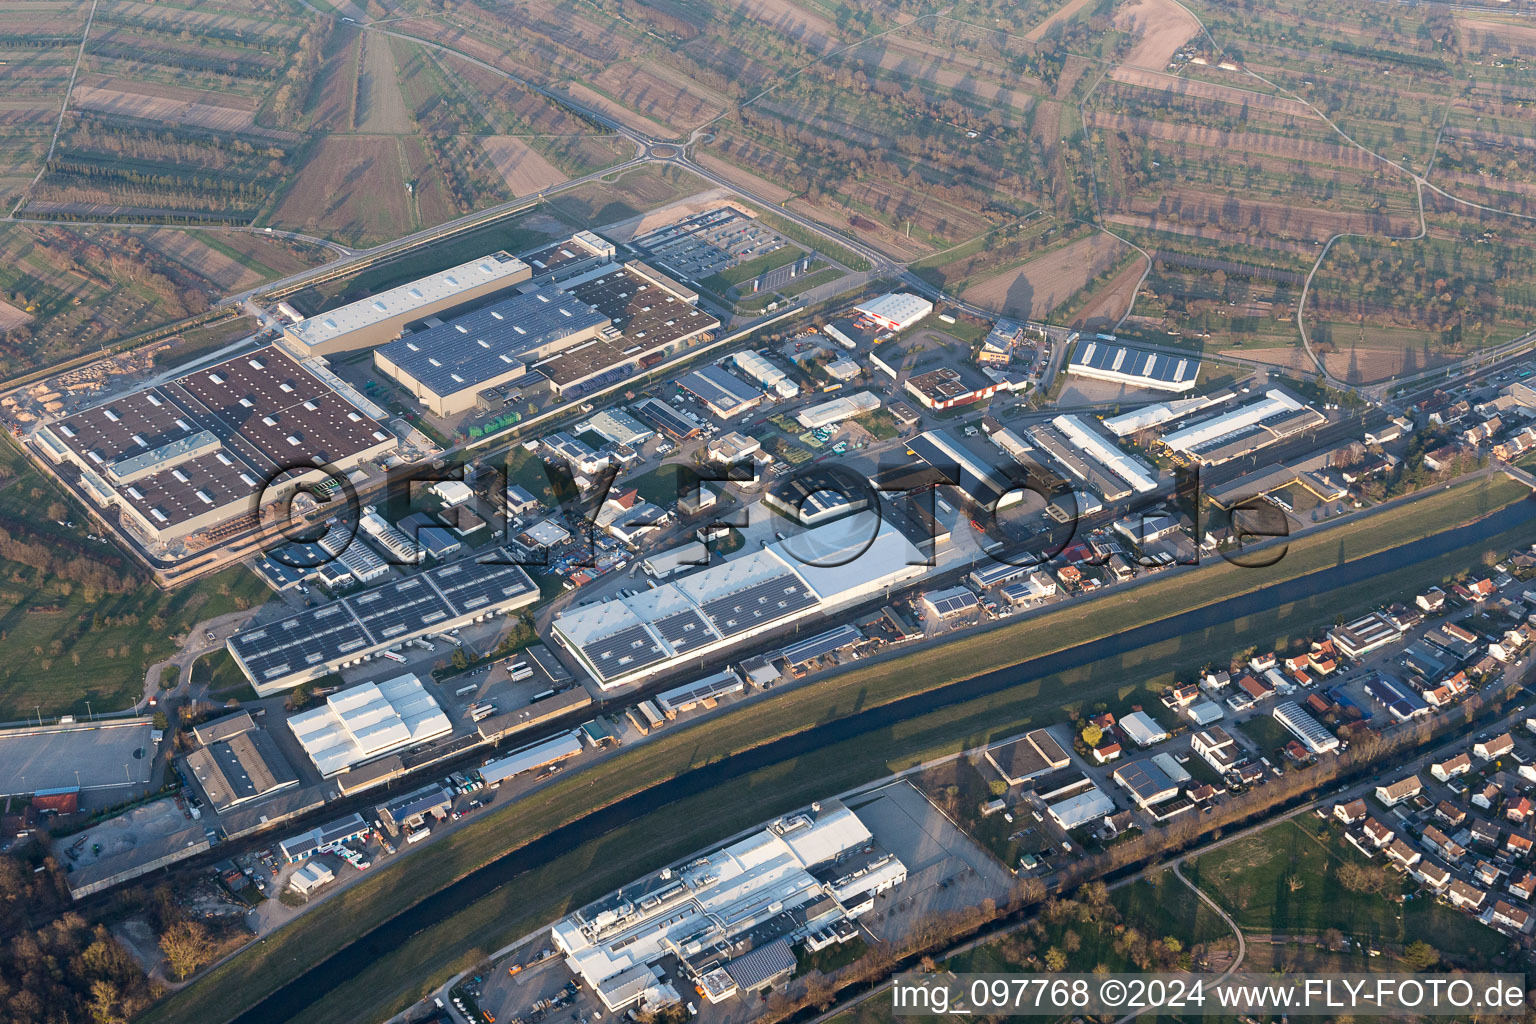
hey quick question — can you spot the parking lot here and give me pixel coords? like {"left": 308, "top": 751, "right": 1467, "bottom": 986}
{"left": 0, "top": 718, "right": 156, "bottom": 794}
{"left": 629, "top": 207, "right": 797, "bottom": 283}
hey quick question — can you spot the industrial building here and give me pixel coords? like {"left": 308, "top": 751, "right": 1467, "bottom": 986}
{"left": 283, "top": 252, "right": 532, "bottom": 356}
{"left": 906, "top": 429, "right": 1025, "bottom": 511}
{"left": 539, "top": 262, "right": 717, "bottom": 397}
{"left": 1101, "top": 395, "right": 1222, "bottom": 437}
{"left": 678, "top": 365, "right": 763, "bottom": 420}
{"left": 903, "top": 367, "right": 1001, "bottom": 410}
{"left": 185, "top": 712, "right": 299, "bottom": 812}
{"left": 226, "top": 558, "right": 539, "bottom": 694}
{"left": 1026, "top": 423, "right": 1131, "bottom": 501}
{"left": 1328, "top": 612, "right": 1405, "bottom": 661}
{"left": 796, "top": 391, "right": 880, "bottom": 429}
{"left": 373, "top": 287, "right": 612, "bottom": 416}
{"left": 551, "top": 515, "right": 927, "bottom": 688}
{"left": 1051, "top": 415, "right": 1160, "bottom": 493}
{"left": 1118, "top": 711, "right": 1169, "bottom": 748}
{"left": 288, "top": 674, "right": 452, "bottom": 777}
{"left": 1067, "top": 338, "right": 1199, "bottom": 393}
{"left": 1113, "top": 759, "right": 1181, "bottom": 810}
{"left": 1159, "top": 390, "right": 1325, "bottom": 465}
{"left": 984, "top": 729, "right": 1070, "bottom": 786}
{"left": 480, "top": 732, "right": 584, "bottom": 785}
{"left": 1272, "top": 701, "right": 1339, "bottom": 754}
{"left": 551, "top": 799, "right": 905, "bottom": 1012}
{"left": 921, "top": 586, "right": 979, "bottom": 619}
{"left": 584, "top": 409, "right": 653, "bottom": 448}
{"left": 655, "top": 669, "right": 745, "bottom": 717}
{"left": 34, "top": 345, "right": 398, "bottom": 546}
{"left": 731, "top": 351, "right": 800, "bottom": 399}
{"left": 854, "top": 293, "right": 933, "bottom": 333}
{"left": 279, "top": 812, "right": 370, "bottom": 863}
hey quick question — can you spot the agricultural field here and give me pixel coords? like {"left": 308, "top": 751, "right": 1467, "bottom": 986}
{"left": 1, "top": 0, "right": 628, "bottom": 249}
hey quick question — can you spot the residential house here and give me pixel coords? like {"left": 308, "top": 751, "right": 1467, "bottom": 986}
{"left": 1470, "top": 819, "right": 1502, "bottom": 849}
{"left": 1375, "top": 774, "right": 1423, "bottom": 808}
{"left": 1362, "top": 817, "right": 1394, "bottom": 848}
{"left": 1386, "top": 838, "right": 1423, "bottom": 870}
{"left": 1509, "top": 872, "right": 1536, "bottom": 902}
{"left": 1431, "top": 752, "right": 1473, "bottom": 783}
{"left": 1508, "top": 795, "right": 1534, "bottom": 825}
{"left": 1490, "top": 901, "right": 1532, "bottom": 934}
{"left": 1091, "top": 742, "right": 1122, "bottom": 765}
{"left": 1417, "top": 588, "right": 1447, "bottom": 614}
{"left": 1434, "top": 801, "right": 1468, "bottom": 829}
{"left": 1473, "top": 782, "right": 1502, "bottom": 810}
{"left": 1474, "top": 733, "right": 1515, "bottom": 761}
{"left": 1507, "top": 833, "right": 1534, "bottom": 859}
{"left": 1446, "top": 879, "right": 1487, "bottom": 911}
{"left": 1334, "top": 798, "right": 1369, "bottom": 825}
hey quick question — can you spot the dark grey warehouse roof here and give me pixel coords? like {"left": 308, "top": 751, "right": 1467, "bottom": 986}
{"left": 228, "top": 556, "right": 537, "bottom": 685}
{"left": 378, "top": 287, "right": 610, "bottom": 398}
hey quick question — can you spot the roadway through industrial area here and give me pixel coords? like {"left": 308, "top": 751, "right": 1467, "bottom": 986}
{"left": 226, "top": 494, "right": 1536, "bottom": 1024}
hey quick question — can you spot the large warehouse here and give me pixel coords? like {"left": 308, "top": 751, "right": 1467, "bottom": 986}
{"left": 855, "top": 293, "right": 933, "bottom": 333}
{"left": 677, "top": 364, "right": 763, "bottom": 420}
{"left": 283, "top": 252, "right": 532, "bottom": 356}
{"left": 1051, "top": 414, "right": 1159, "bottom": 493}
{"left": 906, "top": 429, "right": 1025, "bottom": 511}
{"left": 227, "top": 557, "right": 539, "bottom": 694}
{"left": 288, "top": 674, "right": 452, "bottom": 777}
{"left": 1067, "top": 338, "right": 1200, "bottom": 393}
{"left": 550, "top": 514, "right": 928, "bottom": 688}
{"left": 534, "top": 261, "right": 718, "bottom": 397}
{"left": 552, "top": 799, "right": 905, "bottom": 1011}
{"left": 374, "top": 287, "right": 612, "bottom": 416}
{"left": 1159, "top": 389, "right": 1325, "bottom": 465}
{"left": 34, "top": 345, "right": 398, "bottom": 546}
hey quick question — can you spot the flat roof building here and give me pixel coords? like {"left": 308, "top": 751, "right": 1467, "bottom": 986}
{"left": 374, "top": 287, "right": 611, "bottom": 416}
{"left": 284, "top": 252, "right": 532, "bottom": 356}
{"left": 1068, "top": 338, "right": 1199, "bottom": 392}
{"left": 985, "top": 729, "right": 1070, "bottom": 786}
{"left": 227, "top": 557, "right": 539, "bottom": 694}
{"left": 678, "top": 365, "right": 763, "bottom": 420}
{"left": 855, "top": 293, "right": 932, "bottom": 333}
{"left": 906, "top": 429, "right": 1025, "bottom": 511}
{"left": 289, "top": 674, "right": 452, "bottom": 777}
{"left": 1161, "top": 390, "right": 1325, "bottom": 465}
{"left": 552, "top": 514, "right": 926, "bottom": 688}
{"left": 185, "top": 714, "right": 299, "bottom": 812}
{"left": 796, "top": 391, "right": 880, "bottom": 429}
{"left": 1113, "top": 759, "right": 1180, "bottom": 809}
{"left": 552, "top": 799, "right": 904, "bottom": 1011}
{"left": 1051, "top": 414, "right": 1160, "bottom": 493}
{"left": 36, "top": 345, "right": 397, "bottom": 546}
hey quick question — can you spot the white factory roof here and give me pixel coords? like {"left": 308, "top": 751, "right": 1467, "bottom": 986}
{"left": 1161, "top": 390, "right": 1304, "bottom": 453}
{"left": 1051, "top": 414, "right": 1159, "bottom": 493}
{"left": 553, "top": 800, "right": 876, "bottom": 986}
{"left": 796, "top": 391, "right": 880, "bottom": 428}
{"left": 771, "top": 512, "right": 929, "bottom": 608}
{"left": 855, "top": 292, "right": 933, "bottom": 331}
{"left": 1101, "top": 396, "right": 1219, "bottom": 437}
{"left": 553, "top": 512, "right": 926, "bottom": 687}
{"left": 1047, "top": 786, "right": 1116, "bottom": 830}
{"left": 286, "top": 253, "right": 530, "bottom": 350}
{"left": 288, "top": 674, "right": 451, "bottom": 776}
{"left": 1119, "top": 710, "right": 1169, "bottom": 747}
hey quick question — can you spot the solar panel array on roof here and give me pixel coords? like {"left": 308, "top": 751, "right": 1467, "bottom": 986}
{"left": 43, "top": 345, "right": 395, "bottom": 535}
{"left": 1070, "top": 340, "right": 1198, "bottom": 386}
{"left": 677, "top": 364, "right": 762, "bottom": 418}
{"left": 228, "top": 558, "right": 537, "bottom": 688}
{"left": 700, "top": 576, "right": 817, "bottom": 636}
{"left": 376, "top": 287, "right": 609, "bottom": 398}
{"left": 585, "top": 623, "right": 670, "bottom": 674}
{"left": 779, "top": 624, "right": 862, "bottom": 665}
{"left": 651, "top": 607, "right": 715, "bottom": 653}
{"left": 924, "top": 588, "right": 979, "bottom": 616}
